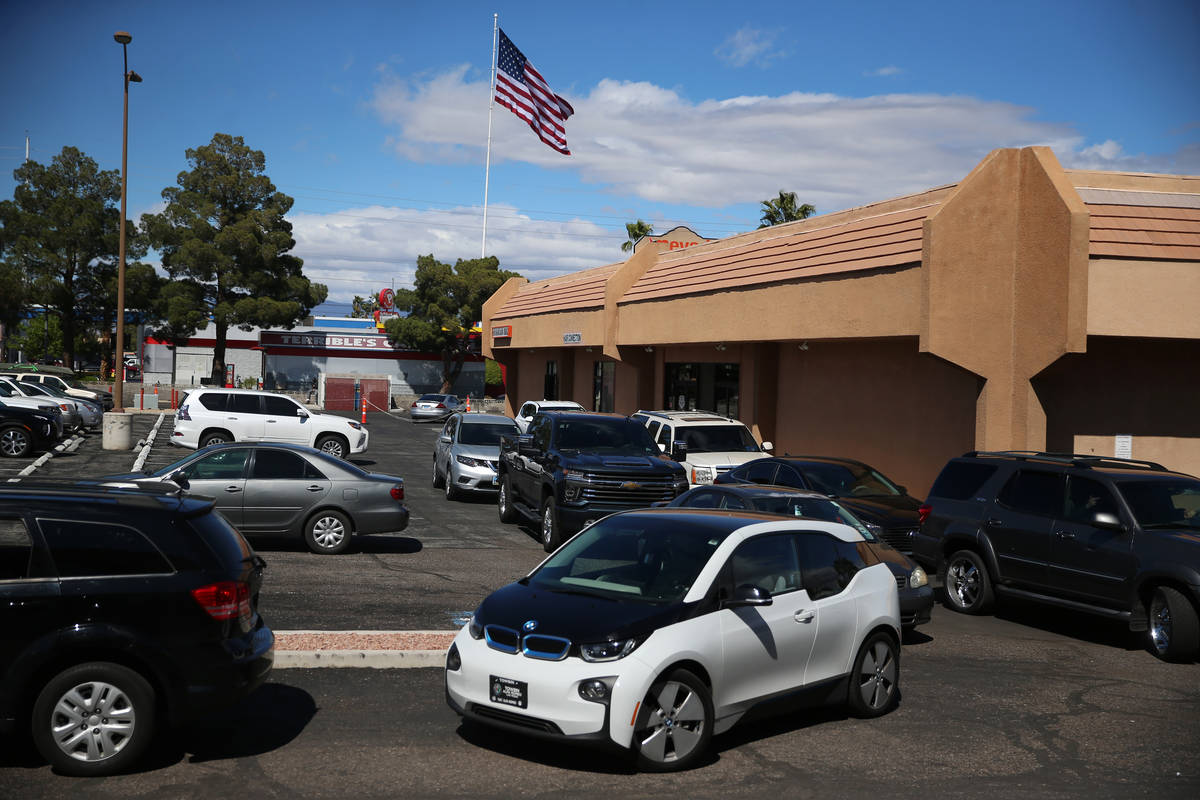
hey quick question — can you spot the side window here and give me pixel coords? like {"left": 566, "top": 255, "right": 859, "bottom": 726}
{"left": 730, "top": 534, "right": 801, "bottom": 595}
{"left": 263, "top": 395, "right": 302, "bottom": 417}
{"left": 646, "top": 421, "right": 661, "bottom": 441}
{"left": 657, "top": 425, "right": 673, "bottom": 449}
{"left": 39, "top": 519, "right": 173, "bottom": 577}
{"left": 531, "top": 417, "right": 552, "bottom": 450}
{"left": 683, "top": 490, "right": 720, "bottom": 509}
{"left": 520, "top": 404, "right": 535, "bottom": 419}
{"left": 250, "top": 449, "right": 309, "bottom": 480}
{"left": 186, "top": 448, "right": 250, "bottom": 480}
{"left": 197, "top": 392, "right": 229, "bottom": 412}
{"left": 745, "top": 460, "right": 778, "bottom": 485}
{"left": 0, "top": 517, "right": 33, "bottom": 580}
{"left": 997, "top": 470, "right": 1064, "bottom": 518}
{"left": 794, "top": 533, "right": 842, "bottom": 600}
{"left": 1065, "top": 476, "right": 1119, "bottom": 523}
{"left": 228, "top": 393, "right": 261, "bottom": 414}
{"left": 721, "top": 494, "right": 748, "bottom": 510}
{"left": 774, "top": 465, "right": 807, "bottom": 490}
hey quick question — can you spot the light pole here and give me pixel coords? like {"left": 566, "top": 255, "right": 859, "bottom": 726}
{"left": 113, "top": 30, "right": 141, "bottom": 414}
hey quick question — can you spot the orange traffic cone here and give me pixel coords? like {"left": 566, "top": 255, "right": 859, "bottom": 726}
{"left": 466, "top": 396, "right": 471, "bottom": 413}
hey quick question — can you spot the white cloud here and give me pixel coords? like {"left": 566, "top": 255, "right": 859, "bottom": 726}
{"left": 865, "top": 65, "right": 903, "bottom": 77}
{"left": 715, "top": 27, "right": 787, "bottom": 68}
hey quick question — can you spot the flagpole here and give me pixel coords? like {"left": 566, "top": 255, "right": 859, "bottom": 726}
{"left": 482, "top": 13, "right": 498, "bottom": 259}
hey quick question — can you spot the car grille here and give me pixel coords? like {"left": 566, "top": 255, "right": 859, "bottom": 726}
{"left": 895, "top": 574, "right": 908, "bottom": 591}
{"left": 881, "top": 526, "right": 917, "bottom": 553}
{"left": 469, "top": 704, "right": 563, "bottom": 734}
{"left": 484, "top": 625, "right": 571, "bottom": 661}
{"left": 577, "top": 473, "right": 680, "bottom": 505}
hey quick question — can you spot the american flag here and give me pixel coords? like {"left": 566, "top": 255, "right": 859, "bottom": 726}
{"left": 494, "top": 28, "right": 574, "bottom": 155}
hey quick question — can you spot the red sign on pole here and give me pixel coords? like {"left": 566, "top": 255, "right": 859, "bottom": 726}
{"left": 378, "top": 288, "right": 395, "bottom": 310}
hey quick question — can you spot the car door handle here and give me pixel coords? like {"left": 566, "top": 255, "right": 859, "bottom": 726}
{"left": 1055, "top": 530, "right": 1075, "bottom": 539}
{"left": 266, "top": 419, "right": 277, "bottom": 423}
{"left": 987, "top": 519, "right": 1003, "bottom": 527}
{"left": 225, "top": 485, "right": 242, "bottom": 493}
{"left": 306, "top": 484, "right": 324, "bottom": 492}
{"left": 794, "top": 610, "right": 815, "bottom": 623}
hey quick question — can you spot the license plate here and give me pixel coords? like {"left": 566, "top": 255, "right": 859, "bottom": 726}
{"left": 490, "top": 675, "right": 527, "bottom": 708}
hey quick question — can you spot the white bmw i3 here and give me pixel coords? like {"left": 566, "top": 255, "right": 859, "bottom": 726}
{"left": 446, "top": 507, "right": 902, "bottom": 771}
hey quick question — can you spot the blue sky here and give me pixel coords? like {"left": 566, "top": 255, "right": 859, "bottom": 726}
{"left": 2, "top": 0, "right": 1197, "bottom": 315}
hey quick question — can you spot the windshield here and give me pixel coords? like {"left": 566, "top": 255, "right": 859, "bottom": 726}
{"left": 1118, "top": 478, "right": 1200, "bottom": 529}
{"left": 529, "top": 515, "right": 731, "bottom": 603}
{"left": 798, "top": 463, "right": 903, "bottom": 497}
{"left": 676, "top": 425, "right": 759, "bottom": 453}
{"left": 458, "top": 421, "right": 519, "bottom": 446}
{"left": 555, "top": 417, "right": 660, "bottom": 455}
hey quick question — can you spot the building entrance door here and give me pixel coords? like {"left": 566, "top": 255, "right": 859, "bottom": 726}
{"left": 664, "top": 363, "right": 739, "bottom": 417}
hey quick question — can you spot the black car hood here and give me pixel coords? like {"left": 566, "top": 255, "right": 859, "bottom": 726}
{"left": 837, "top": 494, "right": 921, "bottom": 525}
{"left": 475, "top": 580, "right": 691, "bottom": 643}
{"left": 560, "top": 452, "right": 683, "bottom": 474}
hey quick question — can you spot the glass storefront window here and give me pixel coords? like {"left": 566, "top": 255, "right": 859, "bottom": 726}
{"left": 544, "top": 360, "right": 558, "bottom": 400}
{"left": 664, "top": 362, "right": 739, "bottom": 418}
{"left": 593, "top": 361, "right": 615, "bottom": 412}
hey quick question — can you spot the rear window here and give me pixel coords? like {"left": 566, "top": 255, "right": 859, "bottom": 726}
{"left": 929, "top": 461, "right": 998, "bottom": 501}
{"left": 187, "top": 510, "right": 256, "bottom": 570}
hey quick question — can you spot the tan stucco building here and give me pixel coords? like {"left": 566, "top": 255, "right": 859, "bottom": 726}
{"left": 482, "top": 147, "right": 1200, "bottom": 496}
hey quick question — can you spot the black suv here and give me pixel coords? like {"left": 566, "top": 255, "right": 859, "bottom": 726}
{"left": 912, "top": 451, "right": 1200, "bottom": 661}
{"left": 0, "top": 482, "right": 274, "bottom": 775}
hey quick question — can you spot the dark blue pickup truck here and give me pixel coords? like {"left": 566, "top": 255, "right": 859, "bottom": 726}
{"left": 497, "top": 411, "right": 689, "bottom": 551}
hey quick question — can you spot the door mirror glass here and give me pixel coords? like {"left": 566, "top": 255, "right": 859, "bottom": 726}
{"left": 671, "top": 441, "right": 688, "bottom": 462}
{"left": 724, "top": 583, "right": 773, "bottom": 608}
{"left": 761, "top": 441, "right": 773, "bottom": 452}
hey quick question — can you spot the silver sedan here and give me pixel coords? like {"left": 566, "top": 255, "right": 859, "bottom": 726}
{"left": 410, "top": 393, "right": 466, "bottom": 421}
{"left": 102, "top": 442, "right": 409, "bottom": 554}
{"left": 433, "top": 412, "right": 519, "bottom": 500}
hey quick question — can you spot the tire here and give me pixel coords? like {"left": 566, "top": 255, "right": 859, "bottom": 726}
{"left": 847, "top": 632, "right": 900, "bottom": 718}
{"left": 940, "top": 549, "right": 995, "bottom": 614}
{"left": 199, "top": 430, "right": 231, "bottom": 449}
{"left": 304, "top": 509, "right": 352, "bottom": 555}
{"left": 444, "top": 467, "right": 460, "bottom": 501}
{"left": 633, "top": 668, "right": 713, "bottom": 772}
{"left": 315, "top": 434, "right": 348, "bottom": 460}
{"left": 541, "top": 496, "right": 562, "bottom": 553}
{"left": 1148, "top": 586, "right": 1200, "bottom": 662}
{"left": 0, "top": 426, "right": 33, "bottom": 458}
{"left": 31, "top": 661, "right": 155, "bottom": 777}
{"left": 497, "top": 476, "right": 518, "bottom": 523}
{"left": 432, "top": 457, "right": 445, "bottom": 489}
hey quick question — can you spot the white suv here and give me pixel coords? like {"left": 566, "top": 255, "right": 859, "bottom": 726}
{"left": 172, "top": 388, "right": 369, "bottom": 458}
{"left": 514, "top": 399, "right": 585, "bottom": 433}
{"left": 632, "top": 410, "right": 771, "bottom": 487}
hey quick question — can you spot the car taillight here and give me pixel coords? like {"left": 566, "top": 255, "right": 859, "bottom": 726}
{"left": 918, "top": 504, "right": 932, "bottom": 525}
{"left": 177, "top": 404, "right": 191, "bottom": 421}
{"left": 191, "top": 580, "right": 250, "bottom": 620}
{"left": 435, "top": 402, "right": 446, "bottom": 409}
{"left": 390, "top": 484, "right": 405, "bottom": 501}
{"left": 411, "top": 401, "right": 418, "bottom": 408}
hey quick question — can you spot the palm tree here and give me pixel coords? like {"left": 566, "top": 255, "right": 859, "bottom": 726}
{"left": 621, "top": 220, "right": 654, "bottom": 252}
{"left": 758, "top": 191, "right": 816, "bottom": 228}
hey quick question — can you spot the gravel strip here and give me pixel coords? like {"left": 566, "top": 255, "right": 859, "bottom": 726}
{"left": 274, "top": 630, "right": 457, "bottom": 652}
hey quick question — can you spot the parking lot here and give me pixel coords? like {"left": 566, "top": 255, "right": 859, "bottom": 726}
{"left": 2, "top": 410, "right": 1199, "bottom": 798}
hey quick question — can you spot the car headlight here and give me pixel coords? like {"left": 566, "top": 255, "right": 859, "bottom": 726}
{"left": 347, "top": 421, "right": 362, "bottom": 430}
{"left": 456, "top": 454, "right": 482, "bottom": 467}
{"left": 579, "top": 638, "right": 639, "bottom": 662}
{"left": 909, "top": 566, "right": 928, "bottom": 589}
{"left": 691, "top": 466, "right": 714, "bottom": 484}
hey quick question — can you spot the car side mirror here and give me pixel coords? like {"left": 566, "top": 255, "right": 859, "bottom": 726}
{"left": 169, "top": 470, "right": 190, "bottom": 490}
{"left": 439, "top": 434, "right": 452, "bottom": 443}
{"left": 297, "top": 408, "right": 309, "bottom": 418}
{"left": 657, "top": 442, "right": 667, "bottom": 453}
{"left": 761, "top": 441, "right": 773, "bottom": 452}
{"left": 723, "top": 583, "right": 772, "bottom": 608}
{"left": 671, "top": 441, "right": 688, "bottom": 462}
{"left": 517, "top": 434, "right": 536, "bottom": 454}
{"left": 1092, "top": 512, "right": 1125, "bottom": 531}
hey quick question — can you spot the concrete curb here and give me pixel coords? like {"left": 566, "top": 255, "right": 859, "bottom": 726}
{"left": 131, "top": 413, "right": 166, "bottom": 472}
{"left": 274, "top": 650, "right": 446, "bottom": 669}
{"left": 8, "top": 433, "right": 85, "bottom": 482}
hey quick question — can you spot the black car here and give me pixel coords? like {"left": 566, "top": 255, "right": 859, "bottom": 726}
{"left": 0, "top": 482, "right": 274, "bottom": 775}
{"left": 667, "top": 484, "right": 933, "bottom": 629}
{"left": 0, "top": 403, "right": 61, "bottom": 458}
{"left": 716, "top": 456, "right": 923, "bottom": 553}
{"left": 912, "top": 451, "right": 1200, "bottom": 661}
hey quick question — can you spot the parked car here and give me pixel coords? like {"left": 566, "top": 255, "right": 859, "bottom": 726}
{"left": 0, "top": 403, "right": 60, "bottom": 457}
{"left": 5, "top": 372, "right": 113, "bottom": 411}
{"left": 632, "top": 410, "right": 771, "bottom": 486}
{"left": 434, "top": 412, "right": 520, "bottom": 500}
{"left": 446, "top": 507, "right": 901, "bottom": 771}
{"left": 410, "top": 393, "right": 466, "bottom": 421}
{"left": 513, "top": 399, "right": 585, "bottom": 433}
{"left": 0, "top": 380, "right": 66, "bottom": 435}
{"left": 0, "top": 481, "right": 274, "bottom": 776}
{"left": 666, "top": 484, "right": 932, "bottom": 629}
{"left": 912, "top": 450, "right": 1200, "bottom": 661}
{"left": 0, "top": 376, "right": 81, "bottom": 431}
{"left": 498, "top": 411, "right": 689, "bottom": 551}
{"left": 717, "top": 456, "right": 923, "bottom": 554}
{"left": 11, "top": 378, "right": 102, "bottom": 428}
{"left": 172, "top": 388, "right": 369, "bottom": 459}
{"left": 102, "top": 442, "right": 408, "bottom": 555}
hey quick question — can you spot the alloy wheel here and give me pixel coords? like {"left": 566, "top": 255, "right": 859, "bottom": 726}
{"left": 856, "top": 639, "right": 897, "bottom": 711}
{"left": 1150, "top": 593, "right": 1173, "bottom": 656}
{"left": 637, "top": 680, "right": 707, "bottom": 765}
{"left": 0, "top": 429, "right": 30, "bottom": 457}
{"left": 947, "top": 557, "right": 981, "bottom": 608}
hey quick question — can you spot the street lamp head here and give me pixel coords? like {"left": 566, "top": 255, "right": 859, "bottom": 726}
{"left": 128, "top": 71, "right": 143, "bottom": 83}
{"left": 113, "top": 31, "right": 132, "bottom": 45}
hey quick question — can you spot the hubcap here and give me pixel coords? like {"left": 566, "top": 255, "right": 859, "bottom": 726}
{"left": 498, "top": 484, "right": 507, "bottom": 513}
{"left": 542, "top": 508, "right": 553, "bottom": 544}
{"left": 312, "top": 516, "right": 346, "bottom": 549}
{"left": 857, "top": 641, "right": 897, "bottom": 709}
{"left": 49, "top": 681, "right": 136, "bottom": 763}
{"left": 948, "top": 558, "right": 980, "bottom": 608}
{"left": 637, "top": 680, "right": 706, "bottom": 764}
{"left": 1150, "top": 595, "right": 1172, "bottom": 654}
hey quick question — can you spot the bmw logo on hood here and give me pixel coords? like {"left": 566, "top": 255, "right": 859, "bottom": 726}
{"left": 522, "top": 619, "right": 538, "bottom": 632}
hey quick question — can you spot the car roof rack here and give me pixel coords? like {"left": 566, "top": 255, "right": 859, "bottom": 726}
{"left": 962, "top": 450, "right": 1168, "bottom": 472}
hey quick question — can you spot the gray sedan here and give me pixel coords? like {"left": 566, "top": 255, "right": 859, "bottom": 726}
{"left": 409, "top": 393, "right": 466, "bottom": 421}
{"left": 103, "top": 442, "right": 409, "bottom": 555}
{"left": 433, "top": 412, "right": 519, "bottom": 500}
